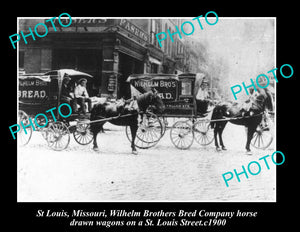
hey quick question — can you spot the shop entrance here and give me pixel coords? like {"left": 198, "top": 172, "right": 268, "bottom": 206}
{"left": 118, "top": 52, "right": 144, "bottom": 99}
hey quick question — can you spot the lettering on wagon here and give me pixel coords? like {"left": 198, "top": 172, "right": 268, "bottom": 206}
{"left": 132, "top": 79, "right": 177, "bottom": 100}
{"left": 19, "top": 78, "right": 49, "bottom": 99}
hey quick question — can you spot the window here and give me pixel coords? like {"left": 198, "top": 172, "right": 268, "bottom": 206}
{"left": 19, "top": 51, "right": 24, "bottom": 69}
{"left": 151, "top": 20, "right": 162, "bottom": 48}
{"left": 168, "top": 27, "right": 171, "bottom": 56}
{"left": 164, "top": 24, "right": 168, "bottom": 54}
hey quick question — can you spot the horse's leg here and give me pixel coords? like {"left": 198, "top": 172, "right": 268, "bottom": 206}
{"left": 245, "top": 125, "right": 256, "bottom": 154}
{"left": 130, "top": 123, "right": 138, "bottom": 155}
{"left": 219, "top": 122, "right": 227, "bottom": 150}
{"left": 92, "top": 131, "right": 99, "bottom": 151}
{"left": 92, "top": 123, "right": 104, "bottom": 152}
{"left": 214, "top": 125, "right": 221, "bottom": 151}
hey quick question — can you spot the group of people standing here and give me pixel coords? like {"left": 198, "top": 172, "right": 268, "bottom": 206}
{"left": 60, "top": 74, "right": 92, "bottom": 115}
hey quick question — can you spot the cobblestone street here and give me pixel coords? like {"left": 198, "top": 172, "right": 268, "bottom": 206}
{"left": 17, "top": 120, "right": 276, "bottom": 202}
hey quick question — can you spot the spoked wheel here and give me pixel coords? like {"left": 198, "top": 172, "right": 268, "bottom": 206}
{"left": 251, "top": 126, "right": 273, "bottom": 150}
{"left": 170, "top": 120, "right": 194, "bottom": 150}
{"left": 73, "top": 122, "right": 93, "bottom": 145}
{"left": 46, "top": 121, "right": 70, "bottom": 151}
{"left": 126, "top": 113, "right": 163, "bottom": 149}
{"left": 17, "top": 110, "right": 32, "bottom": 146}
{"left": 193, "top": 120, "right": 214, "bottom": 146}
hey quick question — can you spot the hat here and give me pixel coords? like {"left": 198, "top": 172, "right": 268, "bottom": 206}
{"left": 201, "top": 78, "right": 209, "bottom": 84}
{"left": 63, "top": 73, "right": 71, "bottom": 80}
{"left": 78, "top": 78, "right": 87, "bottom": 83}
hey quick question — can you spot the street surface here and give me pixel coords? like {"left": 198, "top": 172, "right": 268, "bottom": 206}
{"left": 17, "top": 119, "right": 276, "bottom": 202}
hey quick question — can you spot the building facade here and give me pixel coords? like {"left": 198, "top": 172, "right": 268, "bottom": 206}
{"left": 19, "top": 18, "right": 200, "bottom": 99}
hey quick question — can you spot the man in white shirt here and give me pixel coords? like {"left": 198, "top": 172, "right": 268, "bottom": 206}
{"left": 74, "top": 78, "right": 92, "bottom": 114}
{"left": 195, "top": 78, "right": 210, "bottom": 116}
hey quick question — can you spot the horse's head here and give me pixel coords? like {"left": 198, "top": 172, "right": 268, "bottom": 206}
{"left": 137, "top": 89, "right": 165, "bottom": 114}
{"left": 149, "top": 89, "right": 165, "bottom": 114}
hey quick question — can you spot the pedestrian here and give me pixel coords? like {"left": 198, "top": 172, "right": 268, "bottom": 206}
{"left": 74, "top": 78, "right": 92, "bottom": 115}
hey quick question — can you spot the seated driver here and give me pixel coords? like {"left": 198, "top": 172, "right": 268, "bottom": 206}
{"left": 195, "top": 79, "right": 210, "bottom": 116}
{"left": 74, "top": 78, "right": 92, "bottom": 115}
{"left": 60, "top": 74, "right": 78, "bottom": 113}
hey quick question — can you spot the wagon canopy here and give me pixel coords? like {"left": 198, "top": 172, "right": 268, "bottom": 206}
{"left": 44, "top": 69, "right": 94, "bottom": 82}
{"left": 127, "top": 73, "right": 178, "bottom": 82}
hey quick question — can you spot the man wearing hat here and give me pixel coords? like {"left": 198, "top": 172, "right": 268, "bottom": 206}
{"left": 195, "top": 77, "right": 210, "bottom": 116}
{"left": 74, "top": 78, "right": 92, "bottom": 115}
{"left": 61, "top": 74, "right": 78, "bottom": 113}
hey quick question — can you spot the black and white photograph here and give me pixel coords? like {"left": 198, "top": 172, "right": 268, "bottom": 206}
{"left": 6, "top": 5, "right": 297, "bottom": 230}
{"left": 16, "top": 16, "right": 276, "bottom": 202}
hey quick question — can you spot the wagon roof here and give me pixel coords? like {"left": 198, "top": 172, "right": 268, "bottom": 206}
{"left": 19, "top": 69, "right": 93, "bottom": 81}
{"left": 44, "top": 69, "right": 93, "bottom": 78}
{"left": 127, "top": 73, "right": 179, "bottom": 82}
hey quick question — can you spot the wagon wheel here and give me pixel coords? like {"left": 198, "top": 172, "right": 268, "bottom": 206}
{"left": 46, "top": 121, "right": 70, "bottom": 151}
{"left": 126, "top": 113, "right": 163, "bottom": 149}
{"left": 193, "top": 120, "right": 214, "bottom": 146}
{"left": 251, "top": 126, "right": 273, "bottom": 150}
{"left": 73, "top": 122, "right": 93, "bottom": 145}
{"left": 170, "top": 120, "right": 194, "bottom": 150}
{"left": 18, "top": 110, "right": 32, "bottom": 146}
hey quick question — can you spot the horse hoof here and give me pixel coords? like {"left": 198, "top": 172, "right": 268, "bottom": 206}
{"left": 132, "top": 150, "right": 138, "bottom": 155}
{"left": 245, "top": 150, "right": 252, "bottom": 155}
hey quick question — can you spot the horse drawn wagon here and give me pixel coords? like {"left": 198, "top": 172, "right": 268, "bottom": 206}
{"left": 18, "top": 69, "right": 165, "bottom": 153}
{"left": 126, "top": 73, "right": 275, "bottom": 152}
{"left": 18, "top": 69, "right": 274, "bottom": 153}
{"left": 126, "top": 73, "right": 215, "bottom": 150}
{"left": 18, "top": 69, "right": 95, "bottom": 150}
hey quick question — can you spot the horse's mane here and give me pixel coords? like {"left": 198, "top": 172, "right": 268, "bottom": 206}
{"left": 136, "top": 92, "right": 152, "bottom": 112}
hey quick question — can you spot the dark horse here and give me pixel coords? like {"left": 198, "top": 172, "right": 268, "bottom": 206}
{"left": 90, "top": 90, "right": 165, "bottom": 154}
{"left": 210, "top": 88, "right": 273, "bottom": 154}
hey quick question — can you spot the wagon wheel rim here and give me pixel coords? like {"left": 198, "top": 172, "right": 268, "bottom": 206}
{"left": 18, "top": 110, "right": 32, "bottom": 146}
{"left": 138, "top": 115, "right": 162, "bottom": 143}
{"left": 170, "top": 121, "right": 194, "bottom": 150}
{"left": 73, "top": 123, "right": 93, "bottom": 145}
{"left": 125, "top": 114, "right": 163, "bottom": 149}
{"left": 125, "top": 126, "right": 160, "bottom": 149}
{"left": 193, "top": 120, "right": 214, "bottom": 146}
{"left": 251, "top": 127, "right": 273, "bottom": 150}
{"left": 47, "top": 122, "right": 70, "bottom": 151}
